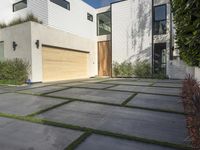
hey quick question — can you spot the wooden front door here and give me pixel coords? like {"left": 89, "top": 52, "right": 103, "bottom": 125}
{"left": 98, "top": 41, "right": 111, "bottom": 76}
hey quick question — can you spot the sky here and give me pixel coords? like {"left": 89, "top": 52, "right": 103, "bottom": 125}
{"left": 82, "top": 0, "right": 121, "bottom": 8}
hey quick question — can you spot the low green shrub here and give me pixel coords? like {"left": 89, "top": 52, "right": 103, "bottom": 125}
{"left": 0, "top": 14, "right": 42, "bottom": 29}
{"left": 113, "top": 60, "right": 151, "bottom": 78}
{"left": 113, "top": 61, "right": 134, "bottom": 77}
{"left": 0, "top": 59, "right": 30, "bottom": 85}
{"left": 133, "top": 60, "right": 151, "bottom": 78}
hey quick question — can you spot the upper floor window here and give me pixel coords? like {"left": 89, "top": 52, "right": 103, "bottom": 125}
{"left": 87, "top": 13, "right": 93, "bottom": 22}
{"left": 153, "top": 4, "right": 167, "bottom": 35}
{"left": 97, "top": 11, "right": 111, "bottom": 36}
{"left": 13, "top": 0, "right": 27, "bottom": 12}
{"left": 50, "top": 0, "right": 70, "bottom": 10}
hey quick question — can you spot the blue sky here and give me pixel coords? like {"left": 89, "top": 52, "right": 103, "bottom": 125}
{"left": 83, "top": 0, "right": 120, "bottom": 8}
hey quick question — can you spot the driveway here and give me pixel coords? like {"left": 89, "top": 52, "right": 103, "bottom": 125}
{"left": 0, "top": 78, "right": 191, "bottom": 150}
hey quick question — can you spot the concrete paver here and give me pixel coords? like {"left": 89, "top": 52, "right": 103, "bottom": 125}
{"left": 48, "top": 88, "right": 133, "bottom": 104}
{"left": 75, "top": 134, "right": 180, "bottom": 150}
{"left": 0, "top": 93, "right": 65, "bottom": 115}
{"left": 38, "top": 101, "right": 188, "bottom": 145}
{"left": 0, "top": 117, "right": 83, "bottom": 150}
{"left": 127, "top": 93, "right": 184, "bottom": 113}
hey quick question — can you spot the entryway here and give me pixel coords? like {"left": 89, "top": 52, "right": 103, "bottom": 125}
{"left": 98, "top": 41, "right": 112, "bottom": 77}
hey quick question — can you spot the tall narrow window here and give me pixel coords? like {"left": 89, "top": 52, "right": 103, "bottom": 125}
{"left": 13, "top": 0, "right": 27, "bottom": 12}
{"left": 87, "top": 13, "right": 93, "bottom": 22}
{"left": 97, "top": 11, "right": 111, "bottom": 36}
{"left": 0, "top": 42, "right": 4, "bottom": 61}
{"left": 153, "top": 5, "right": 167, "bottom": 35}
{"left": 50, "top": 0, "right": 70, "bottom": 10}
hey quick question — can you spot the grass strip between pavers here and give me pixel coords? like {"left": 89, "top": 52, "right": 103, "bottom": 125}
{"left": 121, "top": 93, "right": 138, "bottom": 106}
{"left": 42, "top": 95, "right": 186, "bottom": 115}
{"left": 0, "top": 112, "right": 192, "bottom": 150}
{"left": 27, "top": 100, "right": 73, "bottom": 117}
{"left": 65, "top": 131, "right": 92, "bottom": 150}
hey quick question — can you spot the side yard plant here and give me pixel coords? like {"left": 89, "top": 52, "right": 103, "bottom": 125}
{"left": 0, "top": 59, "right": 30, "bottom": 85}
{"left": 182, "top": 75, "right": 200, "bottom": 149}
{"left": 113, "top": 60, "right": 151, "bottom": 78}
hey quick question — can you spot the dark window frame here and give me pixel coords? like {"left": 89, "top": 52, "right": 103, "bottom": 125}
{"left": 87, "top": 13, "right": 93, "bottom": 22}
{"left": 153, "top": 4, "right": 167, "bottom": 35}
{"left": 13, "top": 0, "right": 27, "bottom": 12}
{"left": 97, "top": 11, "right": 111, "bottom": 36}
{"left": 50, "top": 0, "right": 70, "bottom": 10}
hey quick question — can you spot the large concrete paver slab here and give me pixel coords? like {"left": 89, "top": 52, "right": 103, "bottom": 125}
{"left": 103, "top": 80, "right": 153, "bottom": 86}
{"left": 109, "top": 85, "right": 181, "bottom": 96}
{"left": 0, "top": 89, "right": 9, "bottom": 94}
{"left": 20, "top": 86, "right": 66, "bottom": 95}
{"left": 38, "top": 101, "right": 188, "bottom": 145}
{"left": 76, "top": 134, "right": 180, "bottom": 150}
{"left": 153, "top": 82, "right": 182, "bottom": 88}
{"left": 0, "top": 117, "right": 82, "bottom": 150}
{"left": 157, "top": 80, "right": 183, "bottom": 83}
{"left": 0, "top": 93, "right": 65, "bottom": 115}
{"left": 127, "top": 94, "right": 184, "bottom": 113}
{"left": 59, "top": 83, "right": 115, "bottom": 89}
{"left": 48, "top": 88, "right": 133, "bottom": 104}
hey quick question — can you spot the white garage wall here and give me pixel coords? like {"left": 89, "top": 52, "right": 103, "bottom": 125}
{"left": 112, "top": 0, "right": 152, "bottom": 64}
{"left": 30, "top": 22, "right": 97, "bottom": 82}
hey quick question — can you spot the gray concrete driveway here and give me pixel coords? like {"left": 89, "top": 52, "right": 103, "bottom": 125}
{"left": 0, "top": 78, "right": 190, "bottom": 150}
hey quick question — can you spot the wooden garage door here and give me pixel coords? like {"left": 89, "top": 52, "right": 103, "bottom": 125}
{"left": 42, "top": 46, "right": 89, "bottom": 82}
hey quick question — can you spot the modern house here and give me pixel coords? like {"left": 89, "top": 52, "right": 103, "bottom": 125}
{"left": 0, "top": 0, "right": 195, "bottom": 83}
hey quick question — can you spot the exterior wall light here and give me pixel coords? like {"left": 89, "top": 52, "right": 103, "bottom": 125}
{"left": 13, "top": 41, "right": 17, "bottom": 51}
{"left": 35, "top": 40, "right": 40, "bottom": 49}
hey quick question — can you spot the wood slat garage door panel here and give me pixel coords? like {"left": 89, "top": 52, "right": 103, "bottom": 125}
{"left": 42, "top": 46, "right": 89, "bottom": 82}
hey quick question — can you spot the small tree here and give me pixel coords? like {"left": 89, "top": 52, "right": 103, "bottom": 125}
{"left": 171, "top": 0, "right": 200, "bottom": 67}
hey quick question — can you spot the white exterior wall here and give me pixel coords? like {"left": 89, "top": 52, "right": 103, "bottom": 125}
{"left": 112, "top": 0, "right": 152, "bottom": 64}
{"left": 0, "top": 22, "right": 32, "bottom": 79}
{"left": 30, "top": 22, "right": 97, "bottom": 82}
{"left": 48, "top": 0, "right": 96, "bottom": 40}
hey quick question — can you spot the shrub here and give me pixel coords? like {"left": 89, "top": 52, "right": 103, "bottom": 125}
{"left": 133, "top": 60, "right": 151, "bottom": 78}
{"left": 0, "top": 59, "right": 30, "bottom": 85}
{"left": 182, "top": 75, "right": 200, "bottom": 148}
{"left": 0, "top": 14, "right": 42, "bottom": 29}
{"left": 112, "top": 60, "right": 151, "bottom": 78}
{"left": 113, "top": 61, "right": 134, "bottom": 77}
{"left": 172, "top": 0, "right": 200, "bottom": 67}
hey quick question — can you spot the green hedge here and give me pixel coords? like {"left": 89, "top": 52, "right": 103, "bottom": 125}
{"left": 172, "top": 0, "right": 200, "bottom": 67}
{"left": 112, "top": 60, "right": 151, "bottom": 78}
{"left": 0, "top": 59, "right": 30, "bottom": 85}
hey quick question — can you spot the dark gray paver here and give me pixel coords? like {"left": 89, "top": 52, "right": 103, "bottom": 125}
{"left": 0, "top": 88, "right": 9, "bottom": 94}
{"left": 48, "top": 88, "right": 133, "bottom": 104}
{"left": 19, "top": 86, "right": 66, "bottom": 95}
{"left": 153, "top": 82, "right": 182, "bottom": 88}
{"left": 0, "top": 93, "right": 65, "bottom": 115}
{"left": 76, "top": 134, "right": 180, "bottom": 150}
{"left": 157, "top": 80, "right": 183, "bottom": 83}
{"left": 59, "top": 83, "right": 115, "bottom": 89}
{"left": 0, "top": 117, "right": 82, "bottom": 150}
{"left": 127, "top": 94, "right": 184, "bottom": 113}
{"left": 38, "top": 101, "right": 188, "bottom": 145}
{"left": 109, "top": 85, "right": 181, "bottom": 96}
{"left": 103, "top": 80, "right": 153, "bottom": 86}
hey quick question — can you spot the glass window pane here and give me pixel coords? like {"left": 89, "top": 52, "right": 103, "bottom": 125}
{"left": 154, "top": 20, "right": 166, "bottom": 35}
{"left": 87, "top": 13, "right": 93, "bottom": 22}
{"left": 50, "top": 0, "right": 70, "bottom": 10}
{"left": 97, "top": 11, "right": 111, "bottom": 36}
{"left": 13, "top": 0, "right": 27, "bottom": 12}
{"left": 154, "top": 5, "right": 166, "bottom": 21}
{"left": 0, "top": 42, "right": 4, "bottom": 61}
